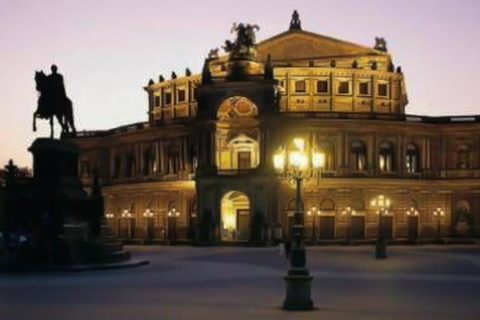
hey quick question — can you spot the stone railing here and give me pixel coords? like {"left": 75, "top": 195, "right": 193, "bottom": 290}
{"left": 275, "top": 112, "right": 480, "bottom": 124}
{"left": 440, "top": 169, "right": 480, "bottom": 179}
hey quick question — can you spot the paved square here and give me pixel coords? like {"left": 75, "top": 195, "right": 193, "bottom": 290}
{"left": 1, "top": 245, "right": 480, "bottom": 320}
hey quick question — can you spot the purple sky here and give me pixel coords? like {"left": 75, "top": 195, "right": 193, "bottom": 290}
{"left": 1, "top": 0, "right": 480, "bottom": 167}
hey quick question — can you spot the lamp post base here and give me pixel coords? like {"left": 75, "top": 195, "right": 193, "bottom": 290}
{"left": 283, "top": 274, "right": 314, "bottom": 311}
{"left": 375, "top": 238, "right": 387, "bottom": 259}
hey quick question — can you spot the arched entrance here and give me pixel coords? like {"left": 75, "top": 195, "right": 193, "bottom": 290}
{"left": 454, "top": 200, "right": 472, "bottom": 236}
{"left": 406, "top": 200, "right": 419, "bottom": 241}
{"left": 318, "top": 198, "right": 336, "bottom": 240}
{"left": 221, "top": 191, "right": 251, "bottom": 241}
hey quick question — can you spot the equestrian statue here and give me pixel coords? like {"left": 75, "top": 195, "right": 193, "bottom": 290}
{"left": 33, "top": 65, "right": 76, "bottom": 138}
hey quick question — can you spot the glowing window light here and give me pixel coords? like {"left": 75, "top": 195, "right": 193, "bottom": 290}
{"left": 273, "top": 152, "right": 285, "bottom": 170}
{"left": 293, "top": 138, "right": 305, "bottom": 151}
{"left": 223, "top": 210, "right": 236, "bottom": 230}
{"left": 312, "top": 152, "right": 325, "bottom": 168}
{"left": 371, "top": 195, "right": 391, "bottom": 209}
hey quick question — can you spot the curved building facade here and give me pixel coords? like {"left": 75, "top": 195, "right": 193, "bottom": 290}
{"left": 69, "top": 14, "right": 480, "bottom": 245}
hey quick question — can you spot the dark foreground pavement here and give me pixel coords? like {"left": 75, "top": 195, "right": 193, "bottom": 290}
{"left": 1, "top": 245, "right": 480, "bottom": 320}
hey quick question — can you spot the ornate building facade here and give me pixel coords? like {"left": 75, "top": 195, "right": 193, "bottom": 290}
{"left": 68, "top": 13, "right": 480, "bottom": 245}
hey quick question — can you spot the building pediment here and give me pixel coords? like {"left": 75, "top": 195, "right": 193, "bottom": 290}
{"left": 256, "top": 30, "right": 385, "bottom": 62}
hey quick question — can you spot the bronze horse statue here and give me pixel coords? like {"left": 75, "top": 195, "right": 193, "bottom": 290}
{"left": 33, "top": 70, "right": 76, "bottom": 138}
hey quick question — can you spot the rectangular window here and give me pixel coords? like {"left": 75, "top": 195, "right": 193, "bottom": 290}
{"left": 165, "top": 92, "right": 172, "bottom": 105}
{"left": 378, "top": 83, "right": 388, "bottom": 97}
{"left": 338, "top": 81, "right": 350, "bottom": 94}
{"left": 191, "top": 87, "right": 198, "bottom": 100}
{"left": 359, "top": 82, "right": 369, "bottom": 95}
{"left": 177, "top": 89, "right": 186, "bottom": 103}
{"left": 295, "top": 80, "right": 306, "bottom": 93}
{"left": 406, "top": 155, "right": 417, "bottom": 173}
{"left": 113, "top": 156, "right": 121, "bottom": 179}
{"left": 237, "top": 152, "right": 251, "bottom": 169}
{"left": 154, "top": 95, "right": 161, "bottom": 107}
{"left": 317, "top": 80, "right": 328, "bottom": 93}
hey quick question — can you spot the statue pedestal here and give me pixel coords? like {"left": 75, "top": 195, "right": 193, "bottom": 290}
{"left": 29, "top": 138, "right": 82, "bottom": 188}
{"left": 283, "top": 274, "right": 314, "bottom": 310}
{"left": 226, "top": 59, "right": 263, "bottom": 81}
{"left": 0, "top": 138, "right": 141, "bottom": 271}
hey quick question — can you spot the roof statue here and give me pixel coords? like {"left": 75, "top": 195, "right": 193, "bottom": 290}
{"left": 388, "top": 61, "right": 395, "bottom": 72}
{"left": 33, "top": 64, "right": 76, "bottom": 138}
{"left": 4, "top": 159, "right": 19, "bottom": 186}
{"left": 223, "top": 22, "right": 260, "bottom": 60}
{"left": 289, "top": 10, "right": 302, "bottom": 30}
{"left": 264, "top": 54, "right": 274, "bottom": 80}
{"left": 208, "top": 48, "right": 219, "bottom": 59}
{"left": 374, "top": 37, "right": 388, "bottom": 52}
{"left": 201, "top": 58, "right": 213, "bottom": 84}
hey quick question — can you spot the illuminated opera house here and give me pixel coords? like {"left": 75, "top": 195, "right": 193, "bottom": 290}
{"left": 69, "top": 12, "right": 480, "bottom": 245}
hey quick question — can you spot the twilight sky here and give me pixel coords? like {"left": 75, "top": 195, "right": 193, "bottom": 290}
{"left": 1, "top": 0, "right": 480, "bottom": 167}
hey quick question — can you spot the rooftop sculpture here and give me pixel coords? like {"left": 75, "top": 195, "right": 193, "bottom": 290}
{"left": 223, "top": 22, "right": 260, "bottom": 60}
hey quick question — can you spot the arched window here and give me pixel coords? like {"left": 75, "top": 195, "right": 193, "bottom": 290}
{"left": 379, "top": 142, "right": 394, "bottom": 172}
{"left": 454, "top": 200, "right": 471, "bottom": 225}
{"left": 125, "top": 152, "right": 136, "bottom": 178}
{"left": 113, "top": 154, "right": 121, "bottom": 179}
{"left": 287, "top": 198, "right": 304, "bottom": 212}
{"left": 351, "top": 198, "right": 365, "bottom": 211}
{"left": 457, "top": 146, "right": 470, "bottom": 169}
{"left": 406, "top": 143, "right": 419, "bottom": 174}
{"left": 408, "top": 199, "right": 418, "bottom": 210}
{"left": 320, "top": 198, "right": 335, "bottom": 211}
{"left": 217, "top": 96, "right": 258, "bottom": 119}
{"left": 350, "top": 141, "right": 367, "bottom": 171}
{"left": 143, "top": 145, "right": 156, "bottom": 176}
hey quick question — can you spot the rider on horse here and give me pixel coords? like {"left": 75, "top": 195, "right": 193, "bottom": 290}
{"left": 34, "top": 65, "right": 76, "bottom": 137}
{"left": 36, "top": 65, "right": 66, "bottom": 119}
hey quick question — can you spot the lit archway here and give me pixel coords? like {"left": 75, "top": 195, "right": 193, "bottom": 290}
{"left": 221, "top": 191, "right": 250, "bottom": 241}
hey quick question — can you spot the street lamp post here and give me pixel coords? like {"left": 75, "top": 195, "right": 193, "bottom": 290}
{"left": 274, "top": 137, "right": 323, "bottom": 311}
{"left": 406, "top": 207, "right": 419, "bottom": 241}
{"left": 105, "top": 212, "right": 115, "bottom": 237}
{"left": 370, "top": 195, "right": 391, "bottom": 259}
{"left": 433, "top": 207, "right": 445, "bottom": 243}
{"left": 121, "top": 209, "right": 133, "bottom": 241}
{"left": 341, "top": 207, "right": 355, "bottom": 245}
{"left": 167, "top": 207, "right": 180, "bottom": 245}
{"left": 143, "top": 208, "right": 155, "bottom": 245}
{"left": 307, "top": 206, "right": 318, "bottom": 245}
